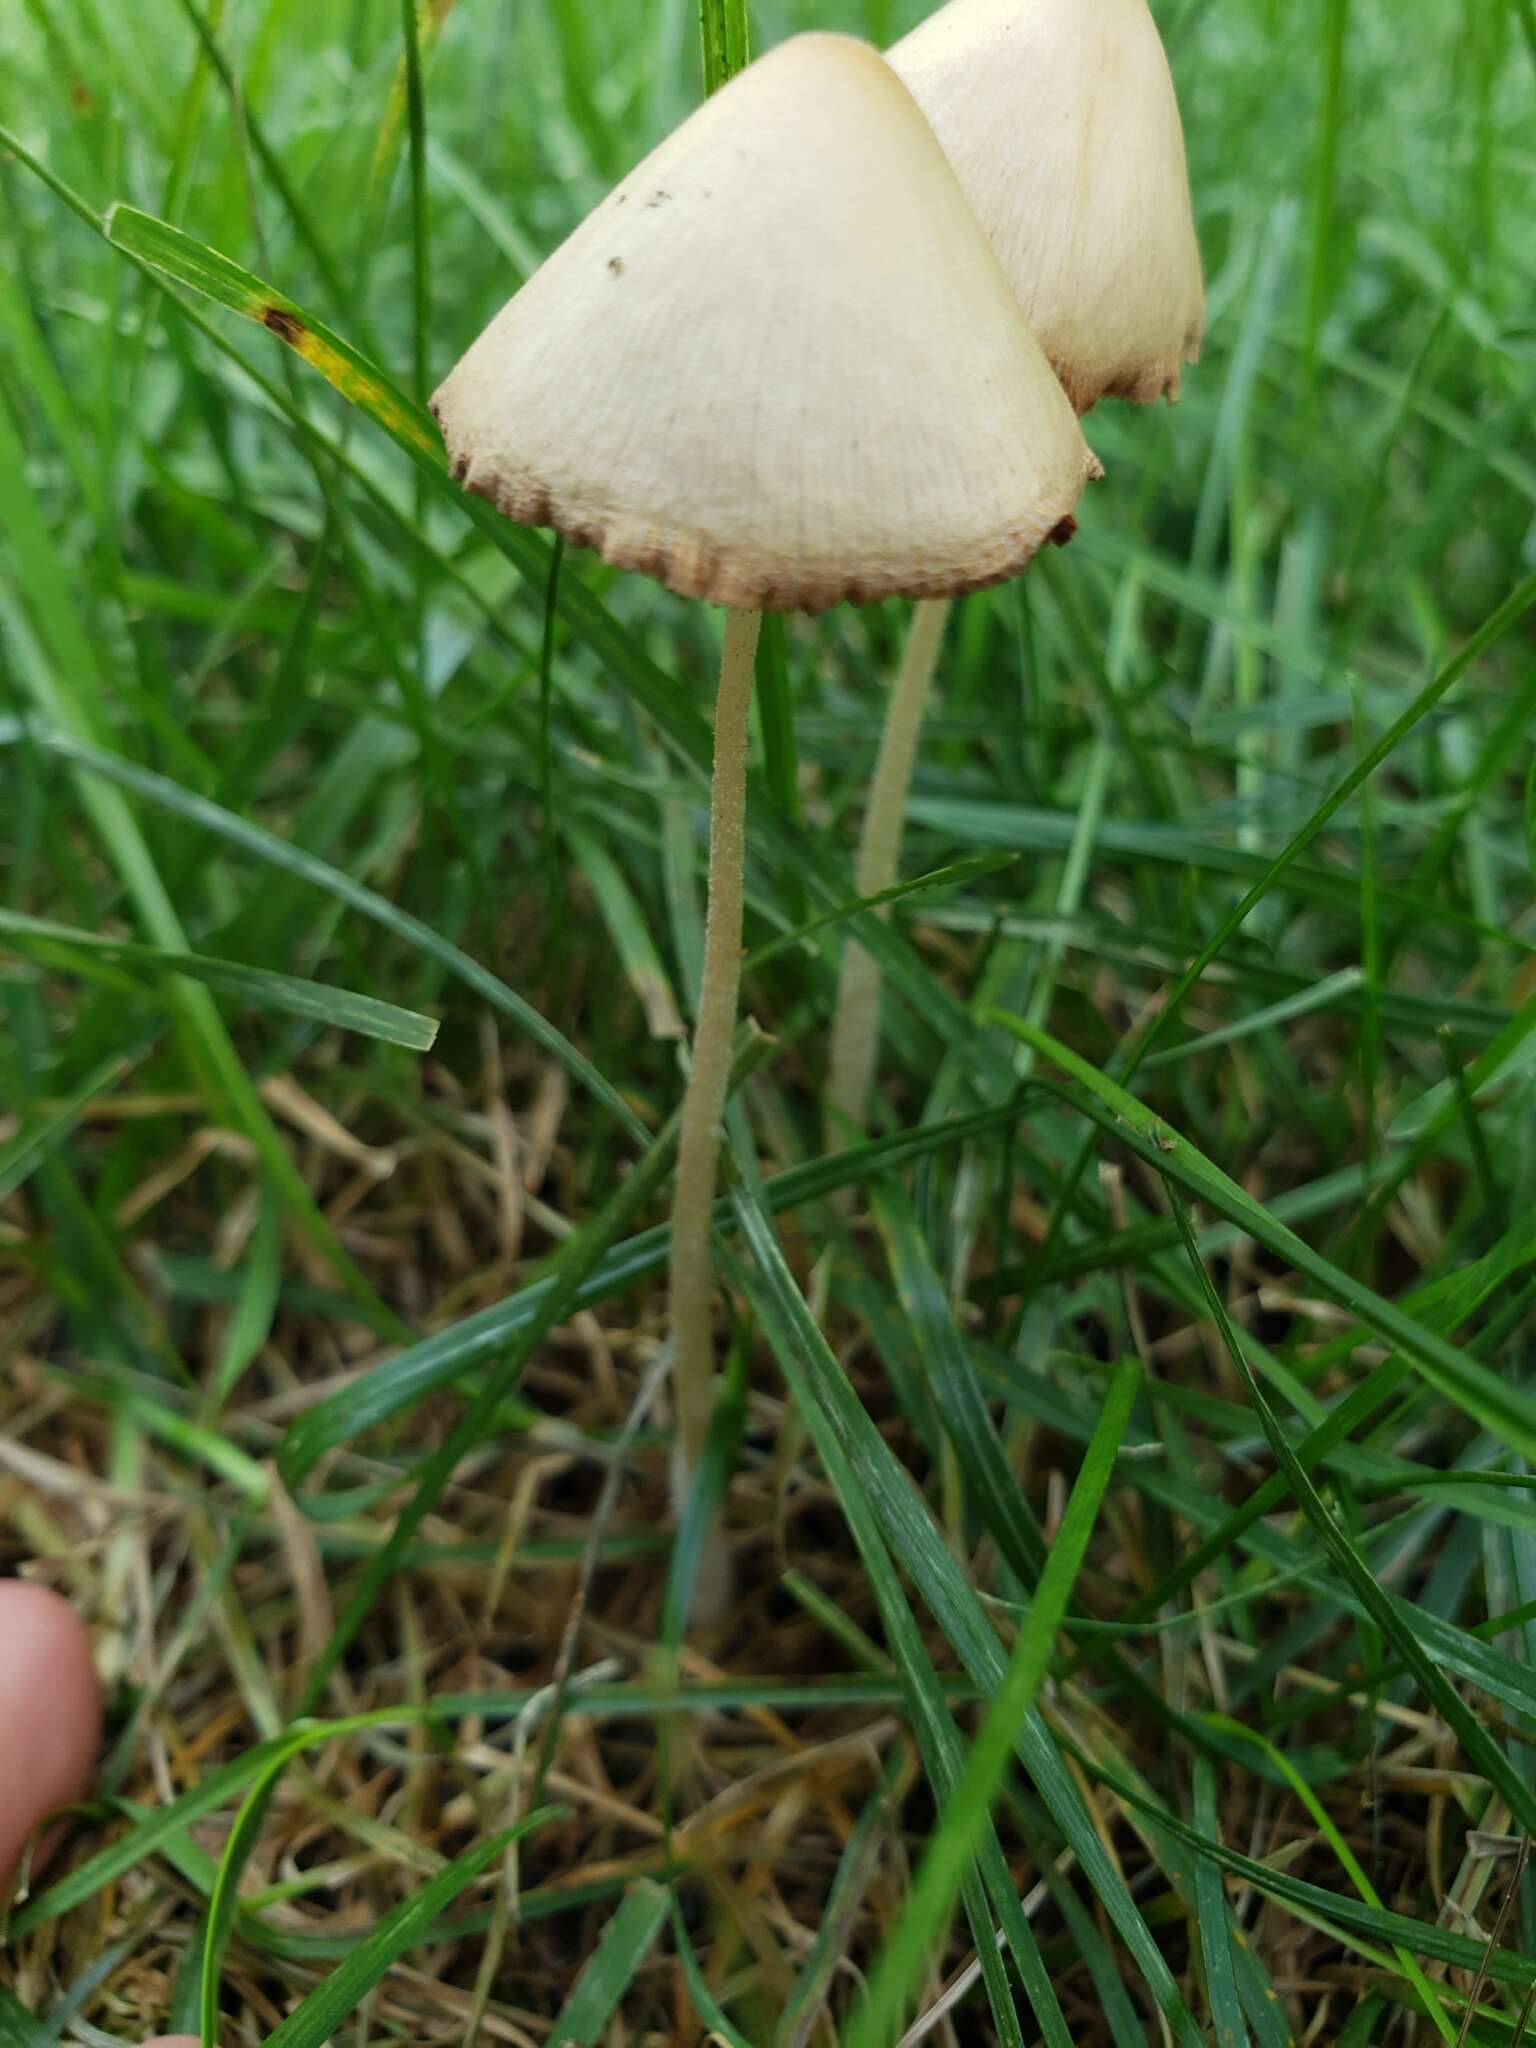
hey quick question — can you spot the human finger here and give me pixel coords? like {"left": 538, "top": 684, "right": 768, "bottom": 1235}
{"left": 0, "top": 1580, "right": 102, "bottom": 1886}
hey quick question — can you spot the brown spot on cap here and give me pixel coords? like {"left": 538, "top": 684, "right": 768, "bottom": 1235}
{"left": 1047, "top": 514, "right": 1078, "bottom": 548}
{"left": 262, "top": 305, "right": 306, "bottom": 346}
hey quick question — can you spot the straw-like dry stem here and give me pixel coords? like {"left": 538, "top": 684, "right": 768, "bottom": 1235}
{"left": 668, "top": 607, "right": 762, "bottom": 1472}
{"left": 825, "top": 597, "right": 952, "bottom": 1147}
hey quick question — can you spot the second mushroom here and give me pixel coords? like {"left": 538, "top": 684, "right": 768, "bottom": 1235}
{"left": 825, "top": 0, "right": 1205, "bottom": 1152}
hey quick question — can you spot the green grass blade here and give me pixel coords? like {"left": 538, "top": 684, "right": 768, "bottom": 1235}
{"left": 1160, "top": 1180, "right": 1536, "bottom": 1838}
{"left": 732, "top": 1236, "right": 1065, "bottom": 2047}
{"left": 0, "top": 1987, "right": 53, "bottom": 2048}
{"left": 276, "top": 1099, "right": 1028, "bottom": 1477}
{"left": 0, "top": 398, "right": 394, "bottom": 1326}
{"left": 872, "top": 1180, "right": 1045, "bottom": 1583}
{"left": 730, "top": 1186, "right": 1204, "bottom": 2047}
{"left": 1091, "top": 1762, "right": 1536, "bottom": 1993}
{"left": 1203, "top": 1717, "right": 1455, "bottom": 2039}
{"left": 668, "top": 1893, "right": 756, "bottom": 2048}
{"left": 543, "top": 1881, "right": 669, "bottom": 2046}
{"left": 1192, "top": 1758, "right": 1249, "bottom": 2048}
{"left": 744, "top": 853, "right": 1015, "bottom": 973}
{"left": 698, "top": 0, "right": 751, "bottom": 94}
{"left": 564, "top": 824, "right": 684, "bottom": 1040}
{"left": 260, "top": 1810, "right": 564, "bottom": 2048}
{"left": 17, "top": 724, "right": 645, "bottom": 1142}
{"left": 1304, "top": 0, "right": 1351, "bottom": 391}
{"left": 776, "top": 1753, "right": 907, "bottom": 2048}
{"left": 755, "top": 611, "right": 800, "bottom": 827}
{"left": 103, "top": 204, "right": 434, "bottom": 452}
{"left": 167, "top": 0, "right": 357, "bottom": 330}
{"left": 992, "top": 1012, "right": 1536, "bottom": 1465}
{"left": 539, "top": 533, "right": 566, "bottom": 921}
{"left": 400, "top": 0, "right": 430, "bottom": 406}
{"left": 1127, "top": 558, "right": 1536, "bottom": 1073}
{"left": 0, "top": 1049, "right": 129, "bottom": 1203}
{"left": 291, "top": 1028, "right": 773, "bottom": 1709}
{"left": 200, "top": 1746, "right": 291, "bottom": 2048}
{"left": 0, "top": 908, "right": 439, "bottom": 1050}
{"left": 847, "top": 1360, "right": 1138, "bottom": 2048}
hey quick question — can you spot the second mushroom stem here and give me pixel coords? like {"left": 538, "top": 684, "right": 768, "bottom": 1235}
{"left": 668, "top": 605, "right": 763, "bottom": 1477}
{"left": 824, "top": 595, "right": 953, "bottom": 1149}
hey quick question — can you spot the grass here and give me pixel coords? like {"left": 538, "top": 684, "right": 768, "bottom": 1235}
{"left": 1, "top": 0, "right": 1535, "bottom": 2042}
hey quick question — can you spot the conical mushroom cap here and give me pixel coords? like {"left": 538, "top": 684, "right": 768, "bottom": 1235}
{"left": 431, "top": 32, "right": 1100, "bottom": 615}
{"left": 891, "top": 0, "right": 1204, "bottom": 411}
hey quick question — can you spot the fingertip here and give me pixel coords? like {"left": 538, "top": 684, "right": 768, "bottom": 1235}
{"left": 0, "top": 1579, "right": 103, "bottom": 1885}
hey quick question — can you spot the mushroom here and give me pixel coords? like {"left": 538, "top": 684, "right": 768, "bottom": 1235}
{"left": 431, "top": 30, "right": 1099, "bottom": 1521}
{"left": 825, "top": 0, "right": 1203, "bottom": 1147}
{"left": 891, "top": 0, "right": 1205, "bottom": 413}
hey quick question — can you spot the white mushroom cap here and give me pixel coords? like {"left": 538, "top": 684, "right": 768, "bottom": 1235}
{"left": 431, "top": 32, "right": 1100, "bottom": 615}
{"left": 891, "top": 0, "right": 1204, "bottom": 412}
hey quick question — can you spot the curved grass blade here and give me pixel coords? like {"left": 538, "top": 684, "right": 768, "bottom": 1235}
{"left": 992, "top": 1012, "right": 1536, "bottom": 1467}
{"left": 1158, "top": 1178, "right": 1536, "bottom": 1839}
{"left": 544, "top": 1880, "right": 669, "bottom": 2047}
{"left": 670, "top": 1892, "right": 755, "bottom": 2048}
{"left": 290, "top": 1028, "right": 773, "bottom": 1711}
{"left": 15, "top": 725, "right": 645, "bottom": 1144}
{"left": 0, "top": 908, "right": 438, "bottom": 1050}
{"left": 278, "top": 1099, "right": 1032, "bottom": 1478}
{"left": 1192, "top": 1758, "right": 1249, "bottom": 2048}
{"left": 1096, "top": 1760, "right": 1536, "bottom": 1994}
{"left": 730, "top": 1186, "right": 1205, "bottom": 2047}
{"left": 12, "top": 1713, "right": 389, "bottom": 1938}
{"left": 744, "top": 852, "right": 1015, "bottom": 973}
{"left": 1204, "top": 1717, "right": 1454, "bottom": 2040}
{"left": 847, "top": 1361, "right": 1138, "bottom": 2048}
{"left": 872, "top": 1180, "right": 1047, "bottom": 1585}
{"left": 200, "top": 1747, "right": 292, "bottom": 2048}
{"left": 0, "top": 397, "right": 393, "bottom": 1328}
{"left": 733, "top": 1238, "right": 1062, "bottom": 2047}
{"left": 259, "top": 1808, "right": 564, "bottom": 2048}
{"left": 104, "top": 205, "right": 435, "bottom": 453}
{"left": 0, "top": 1050, "right": 130, "bottom": 1203}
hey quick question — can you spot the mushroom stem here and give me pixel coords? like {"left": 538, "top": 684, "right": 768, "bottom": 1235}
{"left": 824, "top": 596, "right": 952, "bottom": 1147}
{"left": 668, "top": 605, "right": 762, "bottom": 1474}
